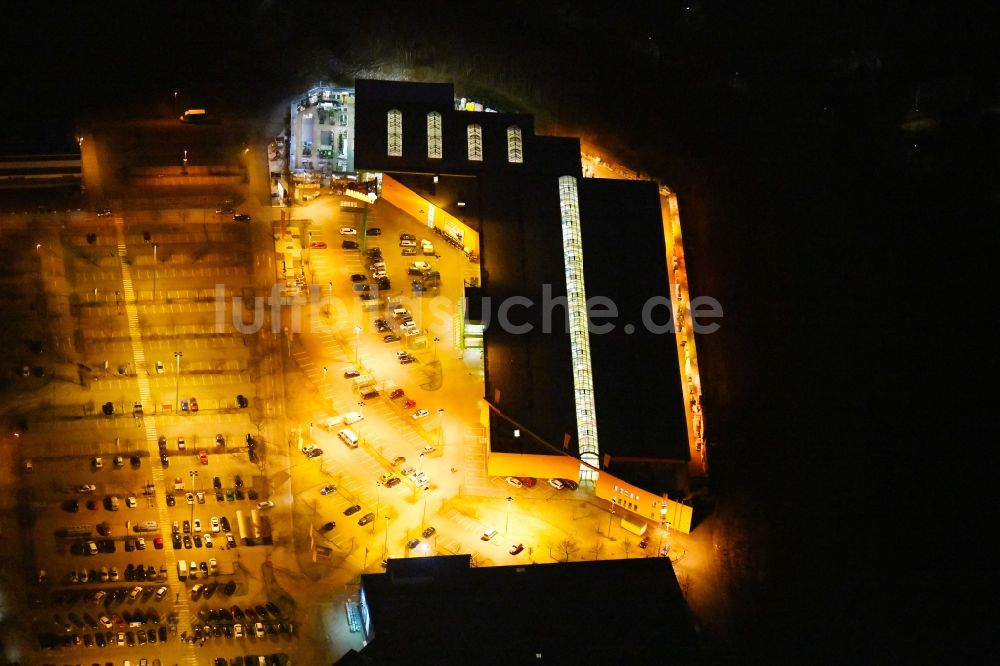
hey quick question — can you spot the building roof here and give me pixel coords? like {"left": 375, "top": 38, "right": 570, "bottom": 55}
{"left": 352, "top": 555, "right": 701, "bottom": 665}
{"left": 578, "top": 177, "right": 689, "bottom": 460}
{"left": 352, "top": 79, "right": 689, "bottom": 489}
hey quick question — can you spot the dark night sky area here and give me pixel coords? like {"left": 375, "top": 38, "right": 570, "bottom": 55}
{"left": 2, "top": 0, "right": 996, "bottom": 661}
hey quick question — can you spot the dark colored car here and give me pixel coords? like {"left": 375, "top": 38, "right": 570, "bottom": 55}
{"left": 343, "top": 504, "right": 361, "bottom": 516}
{"left": 422, "top": 526, "right": 436, "bottom": 538}
{"left": 357, "top": 512, "right": 376, "bottom": 526}
{"left": 306, "top": 448, "right": 323, "bottom": 458}
{"left": 366, "top": 227, "right": 381, "bottom": 236}
{"left": 265, "top": 601, "right": 280, "bottom": 616}
{"left": 406, "top": 538, "right": 420, "bottom": 549}
{"left": 383, "top": 334, "right": 400, "bottom": 342}
{"left": 350, "top": 273, "right": 367, "bottom": 282}
{"left": 236, "top": 394, "right": 249, "bottom": 408}
{"left": 233, "top": 213, "right": 251, "bottom": 222}
{"left": 341, "top": 240, "right": 359, "bottom": 249}
{"left": 319, "top": 521, "right": 336, "bottom": 533}
{"left": 343, "top": 370, "right": 360, "bottom": 378}
{"left": 130, "top": 455, "right": 141, "bottom": 468}
{"left": 385, "top": 477, "right": 401, "bottom": 488}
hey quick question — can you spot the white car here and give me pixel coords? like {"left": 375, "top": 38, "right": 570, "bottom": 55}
{"left": 342, "top": 411, "right": 363, "bottom": 425}
{"left": 155, "top": 360, "right": 164, "bottom": 374}
{"left": 210, "top": 517, "right": 220, "bottom": 533}
{"left": 193, "top": 519, "right": 201, "bottom": 532}
{"left": 409, "top": 261, "right": 431, "bottom": 271}
{"left": 256, "top": 500, "right": 275, "bottom": 510}
{"left": 125, "top": 496, "right": 137, "bottom": 508}
{"left": 254, "top": 622, "right": 265, "bottom": 638}
{"left": 77, "top": 484, "right": 96, "bottom": 493}
{"left": 99, "top": 614, "right": 113, "bottom": 629}
{"left": 371, "top": 270, "right": 388, "bottom": 280}
{"left": 505, "top": 476, "right": 523, "bottom": 488}
{"left": 411, "top": 409, "right": 429, "bottom": 420}
{"left": 234, "top": 623, "right": 244, "bottom": 638}
{"left": 136, "top": 537, "right": 146, "bottom": 550}
{"left": 547, "top": 478, "right": 565, "bottom": 490}
{"left": 339, "top": 227, "right": 357, "bottom": 236}
{"left": 399, "top": 238, "right": 417, "bottom": 247}
{"left": 209, "top": 558, "right": 218, "bottom": 574}
{"left": 203, "top": 533, "right": 213, "bottom": 548}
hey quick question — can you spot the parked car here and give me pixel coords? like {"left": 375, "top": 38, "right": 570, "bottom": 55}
{"left": 505, "top": 476, "right": 523, "bottom": 488}
{"left": 320, "top": 484, "right": 337, "bottom": 496}
{"left": 343, "top": 504, "right": 361, "bottom": 516}
{"left": 422, "top": 526, "right": 436, "bottom": 538}
{"left": 256, "top": 500, "right": 275, "bottom": 510}
{"left": 233, "top": 213, "right": 252, "bottom": 222}
{"left": 198, "top": 450, "right": 208, "bottom": 464}
{"left": 320, "top": 521, "right": 336, "bottom": 533}
{"left": 547, "top": 478, "right": 566, "bottom": 490}
{"left": 342, "top": 240, "right": 359, "bottom": 249}
{"left": 309, "top": 240, "right": 327, "bottom": 249}
{"left": 350, "top": 273, "right": 367, "bottom": 282}
{"left": 340, "top": 227, "right": 357, "bottom": 236}
{"left": 411, "top": 409, "right": 429, "bottom": 420}
{"left": 189, "top": 397, "right": 199, "bottom": 412}
{"left": 383, "top": 334, "right": 400, "bottom": 342}
{"left": 357, "top": 512, "right": 376, "bottom": 526}
{"left": 407, "top": 538, "right": 420, "bottom": 549}
{"left": 509, "top": 543, "right": 525, "bottom": 555}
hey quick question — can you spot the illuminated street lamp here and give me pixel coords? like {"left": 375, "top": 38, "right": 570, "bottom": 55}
{"left": 322, "top": 366, "right": 328, "bottom": 381}
{"left": 188, "top": 470, "right": 198, "bottom": 525}
{"left": 421, "top": 486, "right": 430, "bottom": 526}
{"left": 437, "top": 409, "right": 445, "bottom": 448}
{"left": 608, "top": 505, "right": 616, "bottom": 537}
{"left": 383, "top": 516, "right": 390, "bottom": 561}
{"left": 505, "top": 497, "right": 513, "bottom": 536}
{"left": 354, "top": 324, "right": 362, "bottom": 364}
{"left": 152, "top": 243, "right": 158, "bottom": 300}
{"left": 173, "top": 351, "right": 182, "bottom": 410}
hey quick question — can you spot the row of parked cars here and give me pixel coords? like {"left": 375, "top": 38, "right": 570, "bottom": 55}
{"left": 505, "top": 476, "right": 579, "bottom": 490}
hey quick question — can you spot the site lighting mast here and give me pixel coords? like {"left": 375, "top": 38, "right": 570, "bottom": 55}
{"left": 505, "top": 497, "right": 513, "bottom": 535}
{"left": 174, "top": 352, "right": 182, "bottom": 410}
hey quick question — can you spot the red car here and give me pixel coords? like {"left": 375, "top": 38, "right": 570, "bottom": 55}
{"left": 190, "top": 397, "right": 199, "bottom": 412}
{"left": 389, "top": 388, "right": 405, "bottom": 399}
{"left": 518, "top": 477, "right": 537, "bottom": 488}
{"left": 309, "top": 241, "right": 327, "bottom": 249}
{"left": 198, "top": 450, "right": 208, "bottom": 465}
{"left": 402, "top": 399, "right": 416, "bottom": 409}
{"left": 153, "top": 536, "right": 163, "bottom": 549}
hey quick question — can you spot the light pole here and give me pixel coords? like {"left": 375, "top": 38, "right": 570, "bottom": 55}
{"left": 433, "top": 336, "right": 440, "bottom": 362}
{"left": 173, "top": 91, "right": 178, "bottom": 116}
{"left": 354, "top": 325, "right": 362, "bottom": 365}
{"left": 152, "top": 243, "right": 158, "bottom": 300}
{"left": 608, "top": 506, "right": 616, "bottom": 537}
{"left": 372, "top": 481, "right": 381, "bottom": 535}
{"left": 328, "top": 282, "right": 333, "bottom": 298}
{"left": 418, "top": 452, "right": 425, "bottom": 474}
{"left": 188, "top": 470, "right": 198, "bottom": 526}
{"left": 383, "top": 516, "right": 390, "bottom": 562}
{"left": 437, "top": 409, "right": 445, "bottom": 449}
{"left": 421, "top": 486, "right": 429, "bottom": 526}
{"left": 174, "top": 351, "right": 182, "bottom": 410}
{"left": 505, "top": 497, "right": 513, "bottom": 536}
{"left": 323, "top": 366, "right": 328, "bottom": 381}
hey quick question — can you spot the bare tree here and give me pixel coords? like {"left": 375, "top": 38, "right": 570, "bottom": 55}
{"left": 555, "top": 538, "right": 579, "bottom": 563}
{"left": 622, "top": 537, "right": 633, "bottom": 560}
{"left": 591, "top": 540, "right": 605, "bottom": 561}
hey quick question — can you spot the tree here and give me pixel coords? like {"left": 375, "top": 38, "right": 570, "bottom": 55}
{"left": 622, "top": 537, "right": 633, "bottom": 560}
{"left": 555, "top": 538, "right": 579, "bottom": 563}
{"left": 591, "top": 540, "right": 605, "bottom": 561}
